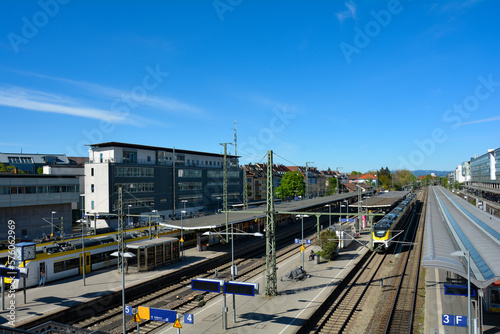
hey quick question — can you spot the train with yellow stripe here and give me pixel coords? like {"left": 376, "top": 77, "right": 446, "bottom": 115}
{"left": 3, "top": 226, "right": 189, "bottom": 290}
{"left": 372, "top": 193, "right": 416, "bottom": 252}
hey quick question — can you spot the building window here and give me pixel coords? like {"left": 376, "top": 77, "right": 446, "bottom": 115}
{"left": 178, "top": 169, "right": 202, "bottom": 178}
{"left": 123, "top": 150, "right": 137, "bottom": 163}
{"left": 91, "top": 201, "right": 95, "bottom": 210}
{"left": 91, "top": 168, "right": 94, "bottom": 176}
{"left": 178, "top": 182, "right": 202, "bottom": 191}
{"left": 91, "top": 184, "right": 95, "bottom": 193}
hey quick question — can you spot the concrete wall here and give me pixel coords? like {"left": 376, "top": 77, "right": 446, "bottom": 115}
{"left": 0, "top": 203, "right": 73, "bottom": 242}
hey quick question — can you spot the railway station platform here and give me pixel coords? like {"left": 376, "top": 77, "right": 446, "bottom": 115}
{"left": 0, "top": 226, "right": 371, "bottom": 333}
{"left": 0, "top": 243, "right": 226, "bottom": 329}
{"left": 153, "top": 233, "right": 371, "bottom": 334}
{"left": 423, "top": 186, "right": 500, "bottom": 334}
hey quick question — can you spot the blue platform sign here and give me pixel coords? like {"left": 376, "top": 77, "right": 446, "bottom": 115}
{"left": 150, "top": 307, "right": 176, "bottom": 323}
{"left": 294, "top": 238, "right": 300, "bottom": 244}
{"left": 224, "top": 281, "right": 258, "bottom": 296}
{"left": 184, "top": 313, "right": 194, "bottom": 324}
{"left": 442, "top": 314, "right": 467, "bottom": 327}
{"left": 444, "top": 284, "right": 476, "bottom": 297}
{"left": 455, "top": 315, "right": 467, "bottom": 327}
{"left": 306, "top": 239, "right": 311, "bottom": 244}
{"left": 124, "top": 305, "right": 133, "bottom": 316}
{"left": 191, "top": 278, "right": 223, "bottom": 293}
{"left": 340, "top": 218, "right": 355, "bottom": 223}
{"left": 0, "top": 267, "right": 19, "bottom": 279}
{"left": 442, "top": 314, "right": 454, "bottom": 326}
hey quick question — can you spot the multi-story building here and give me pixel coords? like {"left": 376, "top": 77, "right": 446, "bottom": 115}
{"left": 84, "top": 142, "right": 242, "bottom": 222}
{"left": 0, "top": 152, "right": 79, "bottom": 174}
{"left": 458, "top": 147, "right": 500, "bottom": 217}
{"left": 0, "top": 172, "right": 80, "bottom": 241}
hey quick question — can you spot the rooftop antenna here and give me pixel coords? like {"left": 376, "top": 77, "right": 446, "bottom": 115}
{"left": 234, "top": 119, "right": 237, "bottom": 157}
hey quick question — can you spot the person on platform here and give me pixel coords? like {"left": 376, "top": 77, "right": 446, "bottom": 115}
{"left": 39, "top": 267, "right": 46, "bottom": 286}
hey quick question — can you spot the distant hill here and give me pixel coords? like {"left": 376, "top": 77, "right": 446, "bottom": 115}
{"left": 411, "top": 170, "right": 451, "bottom": 177}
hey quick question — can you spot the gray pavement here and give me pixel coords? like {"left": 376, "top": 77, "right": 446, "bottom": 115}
{"left": 0, "top": 230, "right": 371, "bottom": 333}
{"left": 157, "top": 234, "right": 370, "bottom": 334}
{"left": 0, "top": 245, "right": 224, "bottom": 328}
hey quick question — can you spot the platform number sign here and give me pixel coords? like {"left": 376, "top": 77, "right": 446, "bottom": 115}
{"left": 184, "top": 313, "right": 194, "bottom": 324}
{"left": 442, "top": 314, "right": 467, "bottom": 327}
{"left": 125, "top": 305, "right": 133, "bottom": 316}
{"left": 442, "top": 314, "right": 454, "bottom": 326}
{"left": 455, "top": 315, "right": 467, "bottom": 327}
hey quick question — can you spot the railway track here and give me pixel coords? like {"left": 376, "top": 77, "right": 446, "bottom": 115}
{"left": 384, "top": 189, "right": 427, "bottom": 333}
{"left": 302, "top": 190, "right": 425, "bottom": 334}
{"left": 309, "top": 251, "right": 385, "bottom": 333}
{"left": 74, "top": 222, "right": 320, "bottom": 333}
{"left": 362, "top": 189, "right": 427, "bottom": 334}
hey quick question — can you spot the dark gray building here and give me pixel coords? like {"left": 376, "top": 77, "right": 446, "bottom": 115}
{"left": 84, "top": 142, "right": 242, "bottom": 222}
{"left": 0, "top": 174, "right": 80, "bottom": 242}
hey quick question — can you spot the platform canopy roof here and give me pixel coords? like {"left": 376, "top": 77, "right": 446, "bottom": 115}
{"left": 422, "top": 186, "right": 500, "bottom": 289}
{"left": 352, "top": 190, "right": 410, "bottom": 209}
{"left": 159, "top": 192, "right": 364, "bottom": 231}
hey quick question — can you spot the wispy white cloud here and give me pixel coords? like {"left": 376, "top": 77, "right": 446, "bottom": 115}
{"left": 336, "top": 1, "right": 357, "bottom": 23}
{"left": 9, "top": 69, "right": 203, "bottom": 115}
{"left": 0, "top": 87, "right": 135, "bottom": 124}
{"left": 437, "top": 0, "right": 483, "bottom": 12}
{"left": 453, "top": 115, "right": 500, "bottom": 127}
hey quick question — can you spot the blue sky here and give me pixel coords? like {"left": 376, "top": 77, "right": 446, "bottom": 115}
{"left": 1, "top": 0, "right": 499, "bottom": 173}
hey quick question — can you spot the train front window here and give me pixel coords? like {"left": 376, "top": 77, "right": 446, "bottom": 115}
{"left": 373, "top": 224, "right": 389, "bottom": 237}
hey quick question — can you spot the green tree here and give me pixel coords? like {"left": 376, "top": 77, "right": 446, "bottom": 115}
{"left": 317, "top": 229, "right": 339, "bottom": 260}
{"left": 37, "top": 166, "right": 44, "bottom": 174}
{"left": 378, "top": 174, "right": 392, "bottom": 190}
{"left": 393, "top": 169, "right": 414, "bottom": 190}
{"left": 326, "top": 177, "right": 338, "bottom": 195}
{"left": 275, "top": 171, "right": 305, "bottom": 199}
{"left": 365, "top": 177, "right": 373, "bottom": 188}
{"left": 351, "top": 171, "right": 362, "bottom": 175}
{"left": 0, "top": 163, "right": 15, "bottom": 173}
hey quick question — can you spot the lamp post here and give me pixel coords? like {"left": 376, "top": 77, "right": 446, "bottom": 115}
{"left": 202, "top": 229, "right": 263, "bottom": 329}
{"left": 111, "top": 251, "right": 135, "bottom": 334}
{"left": 325, "top": 204, "right": 332, "bottom": 228}
{"left": 127, "top": 204, "right": 132, "bottom": 228}
{"left": 51, "top": 211, "right": 56, "bottom": 237}
{"left": 452, "top": 250, "right": 471, "bottom": 334}
{"left": 296, "top": 214, "right": 309, "bottom": 269}
{"left": 180, "top": 210, "right": 186, "bottom": 260}
{"left": 340, "top": 200, "right": 348, "bottom": 222}
{"left": 180, "top": 200, "right": 188, "bottom": 260}
{"left": 80, "top": 195, "right": 86, "bottom": 286}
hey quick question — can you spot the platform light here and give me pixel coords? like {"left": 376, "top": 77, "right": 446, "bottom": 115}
{"left": 451, "top": 250, "right": 471, "bottom": 334}
{"left": 111, "top": 251, "right": 136, "bottom": 334}
{"left": 295, "top": 214, "right": 309, "bottom": 269}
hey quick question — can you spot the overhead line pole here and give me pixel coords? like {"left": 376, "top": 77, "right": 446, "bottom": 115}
{"left": 265, "top": 150, "right": 277, "bottom": 296}
{"left": 243, "top": 165, "right": 248, "bottom": 210}
{"left": 220, "top": 143, "right": 232, "bottom": 242}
